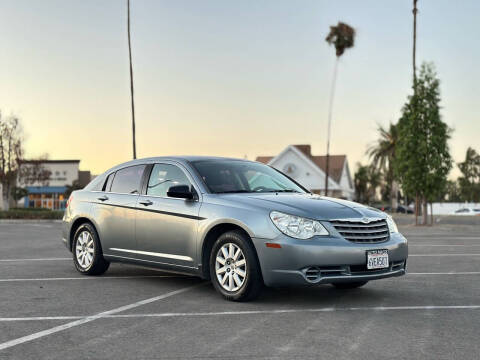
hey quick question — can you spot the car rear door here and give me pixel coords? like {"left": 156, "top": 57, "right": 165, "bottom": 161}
{"left": 91, "top": 164, "right": 147, "bottom": 259}
{"left": 134, "top": 162, "right": 202, "bottom": 268}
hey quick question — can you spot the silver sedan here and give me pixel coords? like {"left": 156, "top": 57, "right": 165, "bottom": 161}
{"left": 62, "top": 157, "right": 408, "bottom": 301}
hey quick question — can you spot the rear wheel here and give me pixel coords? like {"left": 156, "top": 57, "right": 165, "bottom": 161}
{"left": 209, "top": 230, "right": 263, "bottom": 301}
{"left": 73, "top": 223, "right": 109, "bottom": 275}
{"left": 331, "top": 281, "right": 368, "bottom": 289}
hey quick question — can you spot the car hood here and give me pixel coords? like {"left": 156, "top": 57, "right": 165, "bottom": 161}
{"left": 224, "top": 193, "right": 385, "bottom": 221}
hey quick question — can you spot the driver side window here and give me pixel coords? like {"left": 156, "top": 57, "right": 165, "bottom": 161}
{"left": 147, "top": 164, "right": 191, "bottom": 197}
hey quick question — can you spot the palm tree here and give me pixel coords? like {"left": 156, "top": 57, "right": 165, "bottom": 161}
{"left": 324, "top": 22, "right": 355, "bottom": 196}
{"left": 367, "top": 123, "right": 398, "bottom": 210}
{"left": 127, "top": 0, "right": 137, "bottom": 159}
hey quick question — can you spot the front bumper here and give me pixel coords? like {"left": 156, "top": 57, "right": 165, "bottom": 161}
{"left": 252, "top": 232, "right": 408, "bottom": 287}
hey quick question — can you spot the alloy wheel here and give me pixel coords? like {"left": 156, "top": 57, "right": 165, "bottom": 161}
{"left": 75, "top": 230, "right": 95, "bottom": 269}
{"left": 215, "top": 243, "right": 247, "bottom": 292}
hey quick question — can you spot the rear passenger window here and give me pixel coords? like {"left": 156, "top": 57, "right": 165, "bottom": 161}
{"left": 110, "top": 165, "right": 146, "bottom": 194}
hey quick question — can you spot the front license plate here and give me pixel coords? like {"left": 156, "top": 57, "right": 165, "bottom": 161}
{"left": 367, "top": 250, "right": 389, "bottom": 270}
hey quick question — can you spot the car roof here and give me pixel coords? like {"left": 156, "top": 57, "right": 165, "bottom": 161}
{"left": 103, "top": 156, "right": 258, "bottom": 174}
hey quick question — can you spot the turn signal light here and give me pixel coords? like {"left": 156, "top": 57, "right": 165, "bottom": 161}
{"left": 266, "top": 243, "right": 282, "bottom": 249}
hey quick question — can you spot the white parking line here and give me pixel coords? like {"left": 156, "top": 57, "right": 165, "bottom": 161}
{"left": 409, "top": 254, "right": 480, "bottom": 257}
{"left": 0, "top": 283, "right": 203, "bottom": 351}
{"left": 0, "top": 258, "right": 70, "bottom": 262}
{"left": 409, "top": 244, "right": 480, "bottom": 247}
{"left": 0, "top": 275, "right": 187, "bottom": 282}
{"left": 409, "top": 272, "right": 480, "bottom": 275}
{"left": 1, "top": 305, "right": 479, "bottom": 323}
{"left": 0, "top": 270, "right": 477, "bottom": 283}
{"left": 406, "top": 237, "right": 480, "bottom": 240}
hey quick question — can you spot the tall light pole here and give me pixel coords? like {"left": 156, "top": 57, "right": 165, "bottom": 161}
{"left": 412, "top": 0, "right": 418, "bottom": 224}
{"left": 413, "top": 0, "right": 418, "bottom": 85}
{"left": 127, "top": 0, "right": 137, "bottom": 159}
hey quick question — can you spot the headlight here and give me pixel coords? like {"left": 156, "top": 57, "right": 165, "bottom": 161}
{"left": 386, "top": 215, "right": 398, "bottom": 233}
{"left": 270, "top": 211, "right": 329, "bottom": 239}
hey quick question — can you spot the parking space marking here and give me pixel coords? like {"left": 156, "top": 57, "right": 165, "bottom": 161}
{"left": 409, "top": 244, "right": 480, "bottom": 247}
{"left": 409, "top": 272, "right": 480, "bottom": 275}
{"left": 0, "top": 283, "right": 203, "bottom": 351}
{"left": 0, "top": 258, "right": 70, "bottom": 262}
{"left": 1, "top": 271, "right": 477, "bottom": 283}
{"left": 405, "top": 237, "right": 480, "bottom": 240}
{"left": 1, "top": 305, "right": 479, "bottom": 323}
{"left": 409, "top": 253, "right": 480, "bottom": 257}
{"left": 0, "top": 275, "right": 187, "bottom": 282}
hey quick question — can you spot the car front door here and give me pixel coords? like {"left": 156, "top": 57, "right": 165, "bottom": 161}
{"left": 134, "top": 162, "right": 201, "bottom": 268}
{"left": 91, "top": 164, "right": 146, "bottom": 259}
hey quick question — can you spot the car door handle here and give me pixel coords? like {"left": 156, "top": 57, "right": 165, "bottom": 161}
{"left": 139, "top": 200, "right": 153, "bottom": 206}
{"left": 97, "top": 195, "right": 109, "bottom": 202}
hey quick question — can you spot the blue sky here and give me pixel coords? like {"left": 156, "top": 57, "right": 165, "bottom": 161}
{"left": 0, "top": 0, "right": 478, "bottom": 176}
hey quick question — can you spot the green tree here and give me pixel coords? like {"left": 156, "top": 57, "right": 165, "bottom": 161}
{"left": 457, "top": 147, "right": 480, "bottom": 202}
{"left": 395, "top": 63, "right": 452, "bottom": 225}
{"left": 11, "top": 186, "right": 28, "bottom": 203}
{"left": 367, "top": 123, "right": 399, "bottom": 210}
{"left": 354, "top": 163, "right": 381, "bottom": 205}
{"left": 354, "top": 164, "right": 368, "bottom": 203}
{"left": 444, "top": 180, "right": 462, "bottom": 202}
{"left": 324, "top": 22, "right": 355, "bottom": 196}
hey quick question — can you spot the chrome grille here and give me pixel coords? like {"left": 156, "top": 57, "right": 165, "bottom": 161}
{"left": 331, "top": 219, "right": 389, "bottom": 243}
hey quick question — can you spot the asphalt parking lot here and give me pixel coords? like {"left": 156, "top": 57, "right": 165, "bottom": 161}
{"left": 0, "top": 221, "right": 479, "bottom": 360}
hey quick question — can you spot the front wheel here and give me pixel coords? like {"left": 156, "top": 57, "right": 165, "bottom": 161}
{"left": 331, "top": 281, "right": 368, "bottom": 289}
{"left": 209, "top": 230, "right": 263, "bottom": 302}
{"left": 73, "top": 223, "right": 110, "bottom": 275}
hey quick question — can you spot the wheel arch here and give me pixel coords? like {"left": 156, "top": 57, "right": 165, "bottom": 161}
{"left": 69, "top": 217, "right": 99, "bottom": 252}
{"left": 200, "top": 222, "right": 260, "bottom": 280}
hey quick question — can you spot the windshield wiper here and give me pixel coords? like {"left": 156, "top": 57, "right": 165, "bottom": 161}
{"left": 216, "top": 190, "right": 252, "bottom": 194}
{"left": 263, "top": 189, "right": 300, "bottom": 193}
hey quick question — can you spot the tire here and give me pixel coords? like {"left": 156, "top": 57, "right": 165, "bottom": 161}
{"left": 331, "top": 281, "right": 368, "bottom": 289}
{"left": 209, "top": 230, "right": 263, "bottom": 302}
{"left": 72, "top": 223, "right": 110, "bottom": 275}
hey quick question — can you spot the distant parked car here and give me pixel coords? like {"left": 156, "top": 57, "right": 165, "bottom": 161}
{"left": 378, "top": 205, "right": 414, "bottom": 214}
{"left": 396, "top": 205, "right": 414, "bottom": 214}
{"left": 452, "top": 208, "right": 480, "bottom": 216}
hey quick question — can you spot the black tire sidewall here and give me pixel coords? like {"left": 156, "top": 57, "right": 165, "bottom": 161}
{"left": 209, "top": 231, "right": 262, "bottom": 301}
{"left": 72, "top": 223, "right": 107, "bottom": 275}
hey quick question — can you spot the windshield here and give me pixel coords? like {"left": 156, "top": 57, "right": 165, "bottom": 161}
{"left": 191, "top": 160, "right": 307, "bottom": 194}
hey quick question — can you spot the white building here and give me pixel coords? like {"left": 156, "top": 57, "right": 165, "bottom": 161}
{"left": 256, "top": 144, "right": 355, "bottom": 200}
{"left": 17, "top": 160, "right": 90, "bottom": 210}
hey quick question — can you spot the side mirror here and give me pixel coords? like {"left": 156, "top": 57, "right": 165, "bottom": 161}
{"left": 167, "top": 184, "right": 194, "bottom": 200}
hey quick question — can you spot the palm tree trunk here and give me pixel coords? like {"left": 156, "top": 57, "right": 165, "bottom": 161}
{"left": 391, "top": 180, "right": 398, "bottom": 211}
{"left": 325, "top": 57, "right": 339, "bottom": 196}
{"left": 127, "top": 0, "right": 137, "bottom": 159}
